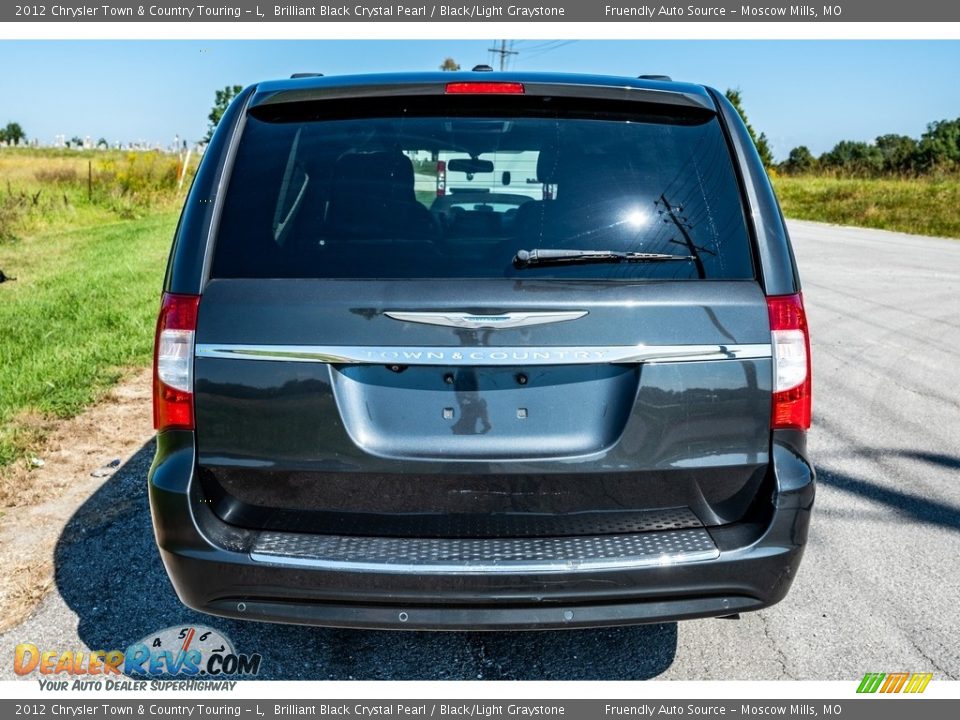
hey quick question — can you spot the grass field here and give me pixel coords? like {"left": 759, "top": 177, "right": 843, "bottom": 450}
{"left": 0, "top": 148, "right": 191, "bottom": 475}
{"left": 0, "top": 212, "right": 178, "bottom": 470}
{"left": 773, "top": 174, "right": 960, "bottom": 239}
{"left": 1, "top": 147, "right": 191, "bottom": 240}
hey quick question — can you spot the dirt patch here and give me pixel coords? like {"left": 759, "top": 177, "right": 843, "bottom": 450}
{"left": 0, "top": 367, "right": 155, "bottom": 632}
{"left": 0, "top": 412, "right": 59, "bottom": 507}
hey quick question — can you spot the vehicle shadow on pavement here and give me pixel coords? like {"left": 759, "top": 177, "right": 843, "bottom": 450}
{"left": 816, "top": 462, "right": 960, "bottom": 532}
{"left": 54, "top": 440, "right": 678, "bottom": 680}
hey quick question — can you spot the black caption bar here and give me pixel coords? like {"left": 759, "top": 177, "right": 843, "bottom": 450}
{"left": 4, "top": 1, "right": 960, "bottom": 22}
{"left": 4, "top": 699, "right": 959, "bottom": 719}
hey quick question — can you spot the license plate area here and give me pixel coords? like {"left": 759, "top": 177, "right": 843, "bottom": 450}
{"left": 330, "top": 364, "right": 640, "bottom": 460}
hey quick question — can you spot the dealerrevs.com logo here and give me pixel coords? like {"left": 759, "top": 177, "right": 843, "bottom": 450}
{"left": 14, "top": 625, "right": 262, "bottom": 689}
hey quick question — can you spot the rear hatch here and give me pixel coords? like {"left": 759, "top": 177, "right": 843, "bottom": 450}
{"left": 192, "top": 81, "right": 773, "bottom": 538}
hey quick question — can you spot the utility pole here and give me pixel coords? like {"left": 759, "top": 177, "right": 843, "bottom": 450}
{"left": 487, "top": 40, "right": 518, "bottom": 71}
{"left": 659, "top": 193, "right": 707, "bottom": 279}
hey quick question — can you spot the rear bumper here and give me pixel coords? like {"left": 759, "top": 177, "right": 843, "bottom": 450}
{"left": 148, "top": 430, "right": 814, "bottom": 630}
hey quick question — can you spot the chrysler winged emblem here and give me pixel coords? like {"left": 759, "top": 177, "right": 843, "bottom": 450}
{"left": 384, "top": 310, "right": 588, "bottom": 330}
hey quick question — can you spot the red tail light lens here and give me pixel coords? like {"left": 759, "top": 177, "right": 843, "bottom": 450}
{"left": 153, "top": 292, "right": 200, "bottom": 431}
{"left": 445, "top": 82, "right": 525, "bottom": 95}
{"left": 767, "top": 293, "right": 812, "bottom": 430}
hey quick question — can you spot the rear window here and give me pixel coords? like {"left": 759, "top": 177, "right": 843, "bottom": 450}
{"left": 212, "top": 96, "right": 753, "bottom": 280}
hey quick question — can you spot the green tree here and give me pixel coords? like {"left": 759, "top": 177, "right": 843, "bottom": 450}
{"left": 0, "top": 122, "right": 26, "bottom": 145}
{"left": 783, "top": 145, "right": 816, "bottom": 174}
{"left": 875, "top": 134, "right": 918, "bottom": 174}
{"left": 917, "top": 118, "right": 960, "bottom": 170}
{"left": 439, "top": 57, "right": 461, "bottom": 71}
{"left": 820, "top": 140, "right": 883, "bottom": 176}
{"left": 205, "top": 85, "right": 243, "bottom": 142}
{"left": 724, "top": 88, "right": 774, "bottom": 169}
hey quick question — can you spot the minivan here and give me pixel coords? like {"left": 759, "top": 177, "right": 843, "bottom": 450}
{"left": 149, "top": 71, "right": 814, "bottom": 630}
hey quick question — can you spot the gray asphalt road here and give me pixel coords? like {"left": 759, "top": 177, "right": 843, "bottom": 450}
{"left": 3, "top": 219, "right": 959, "bottom": 681}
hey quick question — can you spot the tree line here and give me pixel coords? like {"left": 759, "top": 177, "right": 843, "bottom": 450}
{"left": 11, "top": 82, "right": 960, "bottom": 179}
{"left": 724, "top": 88, "right": 960, "bottom": 177}
{"left": 779, "top": 118, "right": 960, "bottom": 176}
{"left": 0, "top": 122, "right": 26, "bottom": 145}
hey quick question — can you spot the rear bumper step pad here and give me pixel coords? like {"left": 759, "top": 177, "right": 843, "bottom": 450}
{"left": 250, "top": 528, "right": 719, "bottom": 574}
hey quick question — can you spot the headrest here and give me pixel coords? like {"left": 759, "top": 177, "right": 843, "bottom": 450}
{"left": 330, "top": 151, "right": 415, "bottom": 203}
{"left": 537, "top": 146, "right": 600, "bottom": 187}
{"left": 536, "top": 145, "right": 561, "bottom": 183}
{"left": 554, "top": 149, "right": 637, "bottom": 202}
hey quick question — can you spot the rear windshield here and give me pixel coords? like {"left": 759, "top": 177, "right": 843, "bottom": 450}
{"left": 212, "top": 97, "right": 754, "bottom": 280}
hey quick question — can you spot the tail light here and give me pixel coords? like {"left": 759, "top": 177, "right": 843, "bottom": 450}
{"left": 445, "top": 82, "right": 525, "bottom": 95}
{"left": 767, "top": 293, "right": 812, "bottom": 430}
{"left": 436, "top": 160, "right": 446, "bottom": 197}
{"left": 153, "top": 292, "right": 200, "bottom": 431}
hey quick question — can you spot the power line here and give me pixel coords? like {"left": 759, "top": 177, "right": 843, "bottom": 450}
{"left": 483, "top": 40, "right": 578, "bottom": 71}
{"left": 487, "top": 40, "right": 519, "bottom": 71}
{"left": 514, "top": 40, "right": 568, "bottom": 52}
{"left": 519, "top": 40, "right": 577, "bottom": 63}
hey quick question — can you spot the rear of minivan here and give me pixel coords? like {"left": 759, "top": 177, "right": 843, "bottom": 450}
{"left": 149, "top": 72, "right": 814, "bottom": 630}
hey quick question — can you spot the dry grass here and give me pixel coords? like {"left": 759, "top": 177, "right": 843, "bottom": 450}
{"left": 0, "top": 367, "right": 154, "bottom": 630}
{"left": 0, "top": 561, "right": 53, "bottom": 633}
{"left": 0, "top": 147, "right": 195, "bottom": 240}
{"left": 0, "top": 413, "right": 57, "bottom": 507}
{"left": 0, "top": 367, "right": 154, "bottom": 508}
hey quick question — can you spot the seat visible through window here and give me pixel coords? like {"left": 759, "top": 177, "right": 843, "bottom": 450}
{"left": 323, "top": 151, "right": 439, "bottom": 240}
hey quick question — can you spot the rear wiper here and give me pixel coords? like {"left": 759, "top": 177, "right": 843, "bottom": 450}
{"left": 513, "top": 248, "right": 696, "bottom": 269}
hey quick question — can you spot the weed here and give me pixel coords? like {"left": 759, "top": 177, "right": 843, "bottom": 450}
{"left": 0, "top": 147, "right": 195, "bottom": 241}
{"left": 773, "top": 175, "right": 960, "bottom": 238}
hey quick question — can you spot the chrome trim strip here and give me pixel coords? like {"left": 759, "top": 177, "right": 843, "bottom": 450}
{"left": 248, "top": 528, "right": 719, "bottom": 574}
{"left": 248, "top": 548, "right": 720, "bottom": 574}
{"left": 196, "top": 343, "right": 771, "bottom": 366}
{"left": 385, "top": 310, "right": 588, "bottom": 329}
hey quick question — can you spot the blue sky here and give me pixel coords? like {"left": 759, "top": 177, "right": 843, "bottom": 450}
{"left": 1, "top": 40, "right": 958, "bottom": 160}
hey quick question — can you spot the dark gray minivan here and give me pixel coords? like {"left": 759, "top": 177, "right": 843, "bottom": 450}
{"left": 149, "top": 72, "right": 814, "bottom": 630}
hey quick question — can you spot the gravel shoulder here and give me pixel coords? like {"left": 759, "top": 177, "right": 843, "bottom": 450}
{"left": 0, "top": 367, "right": 154, "bottom": 634}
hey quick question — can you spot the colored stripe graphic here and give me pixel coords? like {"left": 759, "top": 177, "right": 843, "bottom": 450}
{"left": 904, "top": 673, "right": 933, "bottom": 694}
{"left": 857, "top": 673, "right": 885, "bottom": 693}
{"left": 881, "top": 673, "right": 909, "bottom": 693}
{"left": 857, "top": 672, "right": 932, "bottom": 694}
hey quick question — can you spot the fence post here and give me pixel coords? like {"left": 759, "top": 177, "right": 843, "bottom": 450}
{"left": 177, "top": 147, "right": 192, "bottom": 195}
